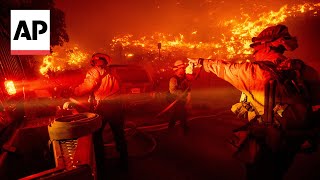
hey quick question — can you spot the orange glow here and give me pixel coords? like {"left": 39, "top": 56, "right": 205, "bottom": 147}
{"left": 39, "top": 46, "right": 89, "bottom": 76}
{"left": 38, "top": 2, "right": 320, "bottom": 77}
{"left": 110, "top": 2, "right": 320, "bottom": 60}
{"left": 126, "top": 53, "right": 134, "bottom": 57}
{"left": 4, "top": 80, "right": 16, "bottom": 95}
{"left": 67, "top": 47, "right": 88, "bottom": 67}
{"left": 222, "top": 3, "right": 320, "bottom": 58}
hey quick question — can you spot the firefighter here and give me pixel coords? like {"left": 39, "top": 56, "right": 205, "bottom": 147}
{"left": 73, "top": 53, "right": 128, "bottom": 178}
{"left": 190, "top": 24, "right": 320, "bottom": 179}
{"left": 168, "top": 60, "right": 192, "bottom": 135}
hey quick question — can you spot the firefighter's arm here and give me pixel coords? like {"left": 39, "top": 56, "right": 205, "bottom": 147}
{"left": 185, "top": 92, "right": 192, "bottom": 109}
{"left": 201, "top": 59, "right": 268, "bottom": 95}
{"left": 304, "top": 65, "right": 320, "bottom": 105}
{"left": 186, "top": 74, "right": 195, "bottom": 81}
{"left": 202, "top": 59, "right": 244, "bottom": 88}
{"left": 185, "top": 62, "right": 202, "bottom": 81}
{"left": 74, "top": 68, "right": 100, "bottom": 96}
{"left": 186, "top": 69, "right": 201, "bottom": 81}
{"left": 169, "top": 77, "right": 185, "bottom": 96}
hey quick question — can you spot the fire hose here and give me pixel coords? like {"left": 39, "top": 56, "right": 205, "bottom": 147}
{"left": 51, "top": 63, "right": 210, "bottom": 157}
{"left": 155, "top": 63, "right": 203, "bottom": 118}
{"left": 155, "top": 88, "right": 190, "bottom": 118}
{"left": 53, "top": 64, "right": 202, "bottom": 156}
{"left": 55, "top": 95, "right": 230, "bottom": 158}
{"left": 48, "top": 113, "right": 101, "bottom": 140}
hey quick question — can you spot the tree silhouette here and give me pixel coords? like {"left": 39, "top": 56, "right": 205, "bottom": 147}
{"left": 0, "top": 0, "right": 69, "bottom": 79}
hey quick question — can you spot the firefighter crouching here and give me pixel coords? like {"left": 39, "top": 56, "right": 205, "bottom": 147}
{"left": 167, "top": 60, "right": 193, "bottom": 135}
{"left": 71, "top": 53, "right": 128, "bottom": 179}
{"left": 190, "top": 24, "right": 320, "bottom": 180}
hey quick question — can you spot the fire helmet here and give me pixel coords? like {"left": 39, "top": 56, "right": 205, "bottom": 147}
{"left": 91, "top": 53, "right": 112, "bottom": 66}
{"left": 250, "top": 24, "right": 298, "bottom": 52}
{"left": 173, "top": 60, "right": 186, "bottom": 71}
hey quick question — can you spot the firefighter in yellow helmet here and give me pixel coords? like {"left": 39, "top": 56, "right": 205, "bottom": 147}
{"left": 73, "top": 53, "right": 128, "bottom": 179}
{"left": 191, "top": 24, "right": 320, "bottom": 179}
{"left": 167, "top": 60, "right": 193, "bottom": 135}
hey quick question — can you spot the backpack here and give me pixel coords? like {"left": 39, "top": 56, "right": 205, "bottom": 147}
{"left": 232, "top": 59, "right": 313, "bottom": 131}
{"left": 261, "top": 59, "right": 313, "bottom": 131}
{"left": 229, "top": 59, "right": 315, "bottom": 163}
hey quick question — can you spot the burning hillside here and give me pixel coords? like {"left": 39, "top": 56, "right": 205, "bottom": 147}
{"left": 40, "top": 2, "right": 320, "bottom": 76}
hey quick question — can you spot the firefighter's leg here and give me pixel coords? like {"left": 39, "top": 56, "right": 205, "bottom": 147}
{"left": 168, "top": 108, "right": 178, "bottom": 131}
{"left": 109, "top": 103, "right": 128, "bottom": 170}
{"left": 245, "top": 144, "right": 274, "bottom": 180}
{"left": 109, "top": 119, "right": 128, "bottom": 170}
{"left": 243, "top": 138, "right": 278, "bottom": 180}
{"left": 179, "top": 105, "right": 189, "bottom": 135}
{"left": 272, "top": 138, "right": 302, "bottom": 179}
{"left": 245, "top": 139, "right": 300, "bottom": 180}
{"left": 92, "top": 116, "right": 108, "bottom": 180}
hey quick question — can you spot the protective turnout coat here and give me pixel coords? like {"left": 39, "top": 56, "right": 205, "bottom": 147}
{"left": 169, "top": 75, "right": 193, "bottom": 106}
{"left": 202, "top": 59, "right": 320, "bottom": 121}
{"left": 74, "top": 66, "right": 120, "bottom": 101}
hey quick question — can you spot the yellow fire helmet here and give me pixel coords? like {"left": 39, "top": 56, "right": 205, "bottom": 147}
{"left": 173, "top": 60, "right": 186, "bottom": 71}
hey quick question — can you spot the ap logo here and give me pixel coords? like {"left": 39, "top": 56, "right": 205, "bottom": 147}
{"left": 11, "top": 10, "right": 50, "bottom": 55}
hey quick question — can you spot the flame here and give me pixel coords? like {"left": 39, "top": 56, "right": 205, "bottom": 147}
{"left": 39, "top": 52, "right": 56, "bottom": 76}
{"left": 126, "top": 53, "right": 134, "bottom": 57}
{"left": 222, "top": 3, "right": 320, "bottom": 57}
{"left": 39, "top": 46, "right": 89, "bottom": 76}
{"left": 67, "top": 47, "right": 89, "bottom": 67}
{"left": 38, "top": 2, "right": 320, "bottom": 75}
{"left": 111, "top": 2, "right": 320, "bottom": 61}
{"left": 4, "top": 80, "right": 16, "bottom": 95}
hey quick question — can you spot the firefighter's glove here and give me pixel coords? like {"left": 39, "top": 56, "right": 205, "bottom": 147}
{"left": 187, "top": 58, "right": 204, "bottom": 66}
{"left": 62, "top": 101, "right": 76, "bottom": 110}
{"left": 231, "top": 102, "right": 253, "bottom": 120}
{"left": 185, "top": 62, "right": 194, "bottom": 74}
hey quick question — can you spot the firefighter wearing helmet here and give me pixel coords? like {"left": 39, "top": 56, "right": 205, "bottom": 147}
{"left": 191, "top": 24, "right": 320, "bottom": 179}
{"left": 167, "top": 60, "right": 194, "bottom": 135}
{"left": 73, "top": 53, "right": 128, "bottom": 178}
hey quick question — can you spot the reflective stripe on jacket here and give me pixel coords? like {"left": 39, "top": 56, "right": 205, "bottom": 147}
{"left": 74, "top": 66, "right": 120, "bottom": 101}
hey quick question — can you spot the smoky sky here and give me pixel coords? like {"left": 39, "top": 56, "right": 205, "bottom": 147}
{"left": 55, "top": 0, "right": 320, "bottom": 69}
{"left": 56, "top": 0, "right": 194, "bottom": 49}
